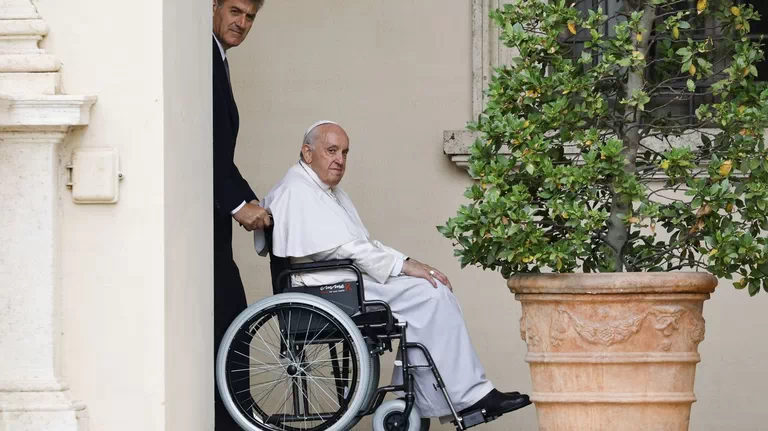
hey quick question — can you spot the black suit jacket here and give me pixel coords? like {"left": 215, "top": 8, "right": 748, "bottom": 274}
{"left": 213, "top": 36, "right": 257, "bottom": 217}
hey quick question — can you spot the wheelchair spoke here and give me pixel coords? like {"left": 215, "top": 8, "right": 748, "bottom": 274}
{"left": 301, "top": 321, "right": 332, "bottom": 351}
{"left": 304, "top": 372, "right": 341, "bottom": 409}
{"left": 264, "top": 316, "right": 290, "bottom": 358}
{"left": 311, "top": 382, "right": 335, "bottom": 419}
{"left": 295, "top": 376, "right": 324, "bottom": 429}
{"left": 253, "top": 322, "right": 286, "bottom": 365}
{"left": 247, "top": 333, "right": 282, "bottom": 355}
{"left": 235, "top": 377, "right": 289, "bottom": 395}
{"left": 248, "top": 321, "right": 282, "bottom": 353}
{"left": 301, "top": 375, "right": 352, "bottom": 382}
{"left": 265, "top": 377, "right": 292, "bottom": 425}
{"left": 249, "top": 369, "right": 287, "bottom": 408}
{"left": 241, "top": 339, "right": 284, "bottom": 361}
{"left": 232, "top": 351, "right": 285, "bottom": 378}
{"left": 302, "top": 313, "right": 313, "bottom": 348}
{"left": 302, "top": 342, "right": 345, "bottom": 369}
{"left": 230, "top": 364, "right": 287, "bottom": 384}
{"left": 271, "top": 311, "right": 297, "bottom": 362}
{"left": 243, "top": 369, "right": 288, "bottom": 417}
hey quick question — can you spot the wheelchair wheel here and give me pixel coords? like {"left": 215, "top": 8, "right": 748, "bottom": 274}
{"left": 372, "top": 400, "right": 421, "bottom": 431}
{"left": 217, "top": 293, "right": 372, "bottom": 431}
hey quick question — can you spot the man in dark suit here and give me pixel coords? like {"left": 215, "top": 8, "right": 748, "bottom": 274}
{"left": 212, "top": 0, "right": 270, "bottom": 428}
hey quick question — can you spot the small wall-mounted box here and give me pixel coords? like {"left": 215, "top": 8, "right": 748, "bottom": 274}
{"left": 66, "top": 148, "right": 123, "bottom": 204}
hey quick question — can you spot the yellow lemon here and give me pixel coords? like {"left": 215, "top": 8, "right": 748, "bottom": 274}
{"left": 672, "top": 26, "right": 680, "bottom": 39}
{"left": 719, "top": 160, "right": 733, "bottom": 176}
{"left": 689, "top": 64, "right": 697, "bottom": 76}
{"left": 731, "top": 6, "right": 741, "bottom": 17}
{"left": 696, "top": 0, "right": 707, "bottom": 15}
{"left": 568, "top": 22, "right": 577, "bottom": 35}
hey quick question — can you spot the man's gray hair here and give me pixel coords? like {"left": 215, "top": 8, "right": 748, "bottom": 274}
{"left": 300, "top": 121, "right": 339, "bottom": 161}
{"left": 215, "top": 0, "right": 265, "bottom": 8}
{"left": 300, "top": 127, "right": 322, "bottom": 161}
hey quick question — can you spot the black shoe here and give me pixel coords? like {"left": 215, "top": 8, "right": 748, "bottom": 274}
{"left": 459, "top": 389, "right": 531, "bottom": 419}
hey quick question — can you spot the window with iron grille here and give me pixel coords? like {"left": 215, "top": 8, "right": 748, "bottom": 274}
{"left": 564, "top": 0, "right": 767, "bottom": 124}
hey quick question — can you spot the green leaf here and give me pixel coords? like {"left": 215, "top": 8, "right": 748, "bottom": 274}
{"left": 687, "top": 79, "right": 696, "bottom": 92}
{"left": 692, "top": 197, "right": 703, "bottom": 209}
{"left": 525, "top": 164, "right": 535, "bottom": 175}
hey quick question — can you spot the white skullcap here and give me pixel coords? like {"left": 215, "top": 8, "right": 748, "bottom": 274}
{"left": 303, "top": 120, "right": 339, "bottom": 142}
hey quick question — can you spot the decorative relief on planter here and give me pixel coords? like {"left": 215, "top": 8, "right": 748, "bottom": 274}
{"left": 519, "top": 308, "right": 540, "bottom": 347}
{"left": 522, "top": 303, "right": 707, "bottom": 351}
{"left": 687, "top": 314, "right": 706, "bottom": 347}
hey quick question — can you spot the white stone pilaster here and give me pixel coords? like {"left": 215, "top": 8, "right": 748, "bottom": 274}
{"left": 0, "top": 1, "right": 95, "bottom": 430}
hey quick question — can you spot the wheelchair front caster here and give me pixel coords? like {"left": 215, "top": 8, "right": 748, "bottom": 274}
{"left": 372, "top": 400, "right": 427, "bottom": 431}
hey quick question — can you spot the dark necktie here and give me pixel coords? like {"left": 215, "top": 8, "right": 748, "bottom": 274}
{"left": 223, "top": 57, "right": 231, "bottom": 85}
{"left": 223, "top": 56, "right": 235, "bottom": 101}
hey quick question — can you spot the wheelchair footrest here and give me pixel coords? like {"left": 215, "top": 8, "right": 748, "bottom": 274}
{"left": 440, "top": 408, "right": 500, "bottom": 430}
{"left": 460, "top": 409, "right": 487, "bottom": 428}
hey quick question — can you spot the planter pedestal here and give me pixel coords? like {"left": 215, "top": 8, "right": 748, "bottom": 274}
{"left": 509, "top": 273, "right": 717, "bottom": 431}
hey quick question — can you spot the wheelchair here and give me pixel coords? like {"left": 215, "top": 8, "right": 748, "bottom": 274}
{"left": 216, "top": 229, "right": 505, "bottom": 431}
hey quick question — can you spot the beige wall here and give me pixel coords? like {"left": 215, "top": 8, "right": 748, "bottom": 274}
{"left": 162, "top": 0, "right": 215, "bottom": 429}
{"left": 36, "top": 0, "right": 212, "bottom": 429}
{"left": 230, "top": 1, "right": 768, "bottom": 430}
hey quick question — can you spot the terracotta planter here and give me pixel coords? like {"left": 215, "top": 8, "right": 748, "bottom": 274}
{"left": 508, "top": 272, "right": 717, "bottom": 431}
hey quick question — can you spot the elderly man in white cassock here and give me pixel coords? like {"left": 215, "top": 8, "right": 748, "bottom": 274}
{"left": 258, "top": 121, "right": 531, "bottom": 421}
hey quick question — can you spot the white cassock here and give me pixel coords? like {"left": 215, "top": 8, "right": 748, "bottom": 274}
{"left": 255, "top": 161, "right": 494, "bottom": 418}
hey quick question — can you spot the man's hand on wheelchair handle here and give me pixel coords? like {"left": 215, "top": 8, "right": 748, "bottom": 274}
{"left": 233, "top": 201, "right": 272, "bottom": 232}
{"left": 402, "top": 259, "right": 452, "bottom": 291}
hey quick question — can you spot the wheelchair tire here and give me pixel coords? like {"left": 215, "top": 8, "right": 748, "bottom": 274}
{"left": 372, "top": 400, "right": 421, "bottom": 431}
{"left": 216, "top": 293, "right": 372, "bottom": 431}
{"left": 341, "top": 340, "right": 380, "bottom": 430}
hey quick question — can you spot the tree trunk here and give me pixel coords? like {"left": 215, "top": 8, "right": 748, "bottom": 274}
{"left": 607, "top": 0, "right": 656, "bottom": 271}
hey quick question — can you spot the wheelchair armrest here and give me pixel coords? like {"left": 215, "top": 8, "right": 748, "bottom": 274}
{"left": 289, "top": 259, "right": 355, "bottom": 271}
